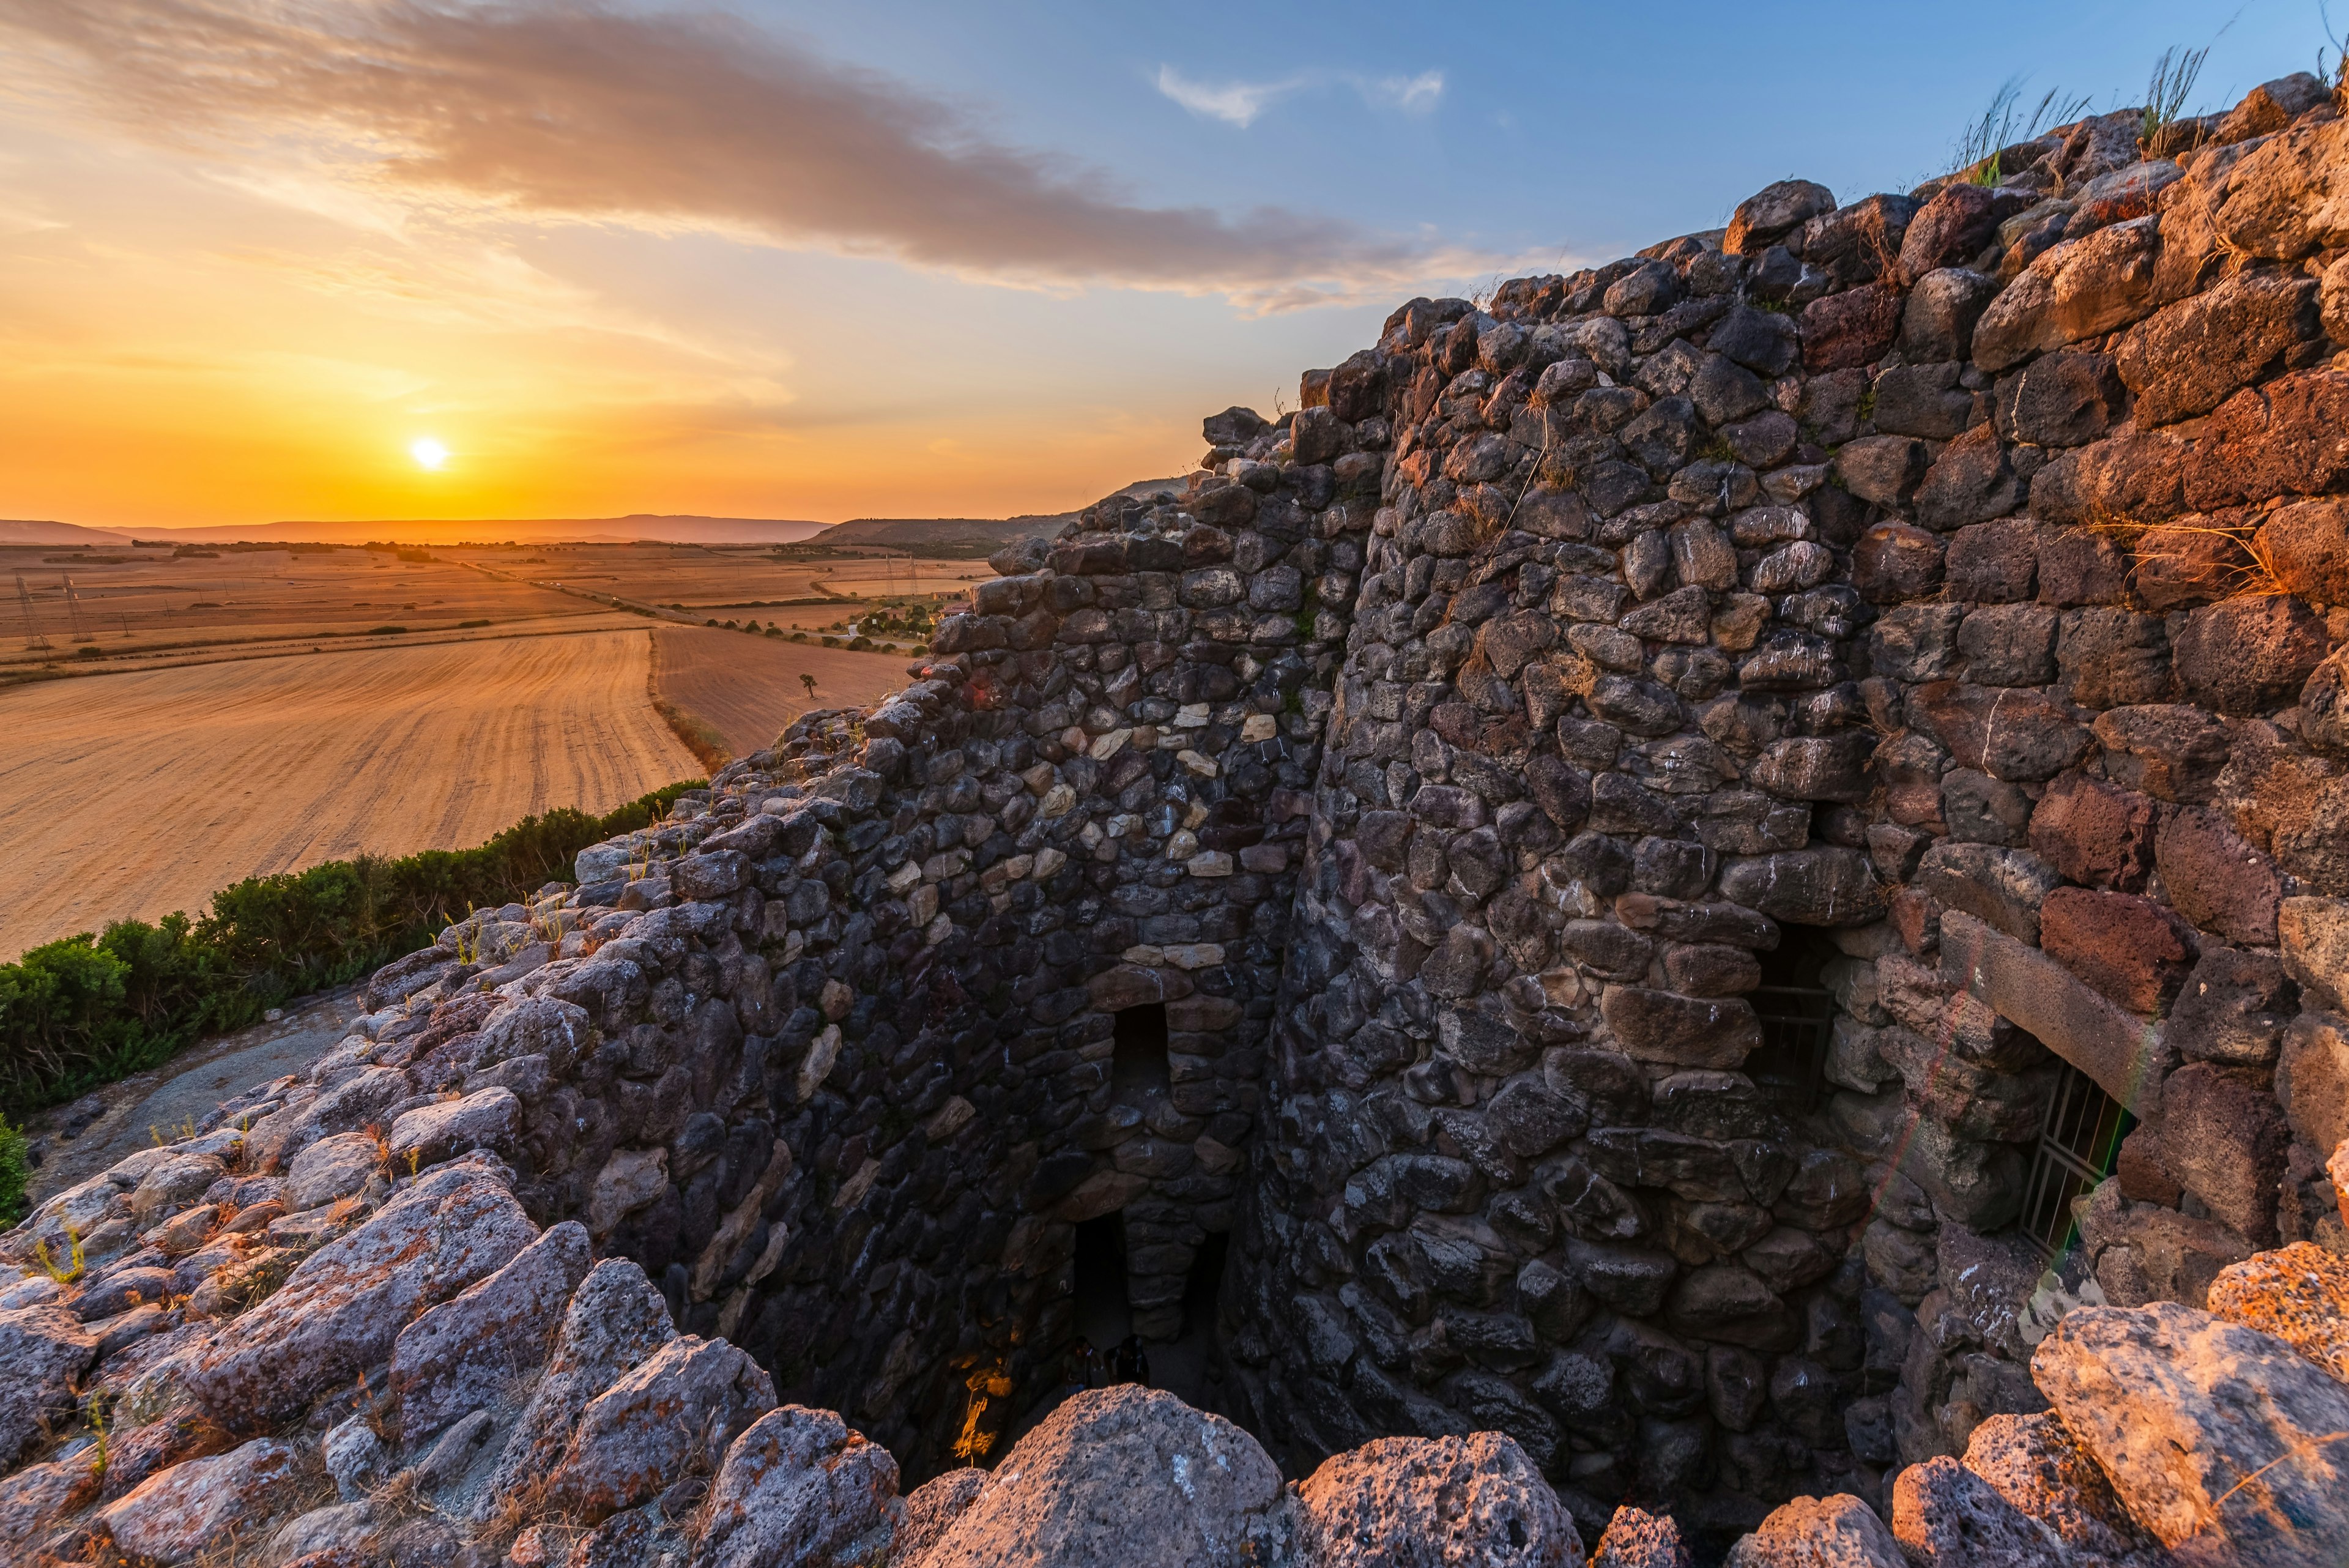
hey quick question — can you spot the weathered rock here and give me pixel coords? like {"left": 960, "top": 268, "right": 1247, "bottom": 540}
{"left": 97, "top": 1438, "right": 304, "bottom": 1564}
{"left": 1889, "top": 1455, "right": 2065, "bottom": 1566}
{"left": 184, "top": 1164, "right": 537, "bottom": 1429}
{"left": 546, "top": 1335, "right": 776, "bottom": 1525}
{"left": 283, "top": 1131, "right": 380, "bottom": 1212}
{"left": 2279, "top": 1011, "right": 2349, "bottom": 1154}
{"left": 1961, "top": 1411, "right": 2143, "bottom": 1564}
{"left": 0, "top": 1306, "right": 97, "bottom": 1471}
{"left": 2205, "top": 1241, "right": 2349, "bottom": 1388}
{"left": 2039, "top": 886, "right": 2197, "bottom": 1015}
{"left": 1295, "top": 1429, "right": 1582, "bottom": 1568}
{"left": 1972, "top": 218, "right": 2163, "bottom": 371}
{"left": 896, "top": 1468, "right": 987, "bottom": 1566}
{"left": 391, "top": 1219, "right": 592, "bottom": 1441}
{"left": 2033, "top": 1301, "right": 2349, "bottom": 1565}
{"left": 384, "top": 1086, "right": 521, "bottom": 1167}
{"left": 2114, "top": 269, "right": 2319, "bottom": 428}
{"left": 1723, "top": 1493, "right": 1903, "bottom": 1567}
{"left": 691, "top": 1406, "right": 900, "bottom": 1568}
{"left": 1940, "top": 912, "right": 2170, "bottom": 1117}
{"left": 918, "top": 1387, "right": 1288, "bottom": 1568}
{"left": 1587, "top": 1504, "right": 1691, "bottom": 1568}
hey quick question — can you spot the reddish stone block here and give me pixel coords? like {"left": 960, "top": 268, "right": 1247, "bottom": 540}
{"left": 2182, "top": 368, "right": 2349, "bottom": 513}
{"left": 1890, "top": 886, "right": 1943, "bottom": 956}
{"left": 1853, "top": 521, "right": 1945, "bottom": 603}
{"left": 2173, "top": 594, "right": 2333, "bottom": 715}
{"left": 1910, "top": 681, "right": 2092, "bottom": 782}
{"left": 2035, "top": 526, "right": 2131, "bottom": 606}
{"left": 2156, "top": 805, "right": 2284, "bottom": 945}
{"left": 2028, "top": 771, "right": 2156, "bottom": 891}
{"left": 2114, "top": 1124, "right": 2183, "bottom": 1206}
{"left": 1946, "top": 519, "right": 2039, "bottom": 603}
{"left": 2040, "top": 886, "right": 2200, "bottom": 1016}
{"left": 1801, "top": 283, "right": 1904, "bottom": 372}
{"left": 2156, "top": 1061, "right": 2291, "bottom": 1246}
{"left": 2258, "top": 497, "right": 2349, "bottom": 607}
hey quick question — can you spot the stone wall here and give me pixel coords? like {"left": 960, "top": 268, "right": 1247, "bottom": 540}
{"left": 1219, "top": 75, "right": 2349, "bottom": 1547}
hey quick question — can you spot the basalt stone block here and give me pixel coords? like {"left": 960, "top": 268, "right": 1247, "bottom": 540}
{"left": 1665, "top": 1265, "right": 1795, "bottom": 1351}
{"left": 2054, "top": 608, "right": 2170, "bottom": 709}
{"left": 1956, "top": 602, "right": 2057, "bottom": 686}
{"left": 1869, "top": 601, "right": 1964, "bottom": 682}
{"left": 2278, "top": 1010, "right": 2349, "bottom": 1154}
{"left": 1916, "top": 425, "right": 2024, "bottom": 530}
{"left": 2131, "top": 522, "right": 2257, "bottom": 611}
{"left": 1749, "top": 734, "right": 1874, "bottom": 803}
{"left": 1940, "top": 768, "right": 2032, "bottom": 846}
{"left": 1718, "top": 848, "right": 1886, "bottom": 926}
{"left": 2173, "top": 595, "right": 2332, "bottom": 715}
{"left": 1940, "top": 911, "right": 2173, "bottom": 1118}
{"left": 1836, "top": 439, "right": 1930, "bottom": 510}
{"left": 1727, "top": 180, "right": 1836, "bottom": 255}
{"left": 1600, "top": 987, "right": 1761, "bottom": 1069}
{"left": 1898, "top": 267, "right": 2000, "bottom": 362}
{"left": 1909, "top": 682, "right": 2091, "bottom": 782}
{"left": 2169, "top": 946, "right": 2298, "bottom": 1066}
{"left": 2033, "top": 526, "right": 2131, "bottom": 606}
{"left": 1994, "top": 350, "right": 2124, "bottom": 448}
{"left": 2040, "top": 886, "right": 2199, "bottom": 1016}
{"left": 2183, "top": 369, "right": 2349, "bottom": 513}
{"left": 1917, "top": 842, "right": 2061, "bottom": 945}
{"left": 1972, "top": 218, "right": 2164, "bottom": 372}
{"left": 1568, "top": 1241, "right": 1681, "bottom": 1317}
{"left": 1899, "top": 185, "right": 2002, "bottom": 283}
{"left": 2156, "top": 806, "right": 2283, "bottom": 946}
{"left": 1852, "top": 521, "right": 1942, "bottom": 603}
{"left": 2027, "top": 771, "right": 2155, "bottom": 891}
{"left": 1946, "top": 519, "right": 2038, "bottom": 604}
{"left": 1871, "top": 361, "right": 1973, "bottom": 440}
{"left": 2114, "top": 269, "right": 2320, "bottom": 428}
{"left": 2281, "top": 896, "right": 2349, "bottom": 1013}
{"left": 2089, "top": 705, "right": 2231, "bottom": 803}
{"left": 2259, "top": 497, "right": 2349, "bottom": 606}
{"left": 2159, "top": 1061, "right": 2291, "bottom": 1246}
{"left": 1802, "top": 283, "right": 1904, "bottom": 371}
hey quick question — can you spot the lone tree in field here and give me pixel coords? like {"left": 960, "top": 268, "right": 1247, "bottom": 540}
{"left": 799, "top": 674, "right": 817, "bottom": 699}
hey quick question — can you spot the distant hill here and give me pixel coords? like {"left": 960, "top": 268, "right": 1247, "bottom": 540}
{"left": 0, "top": 519, "right": 132, "bottom": 546}
{"left": 133, "top": 515, "right": 833, "bottom": 546}
{"left": 818, "top": 478, "right": 1189, "bottom": 554}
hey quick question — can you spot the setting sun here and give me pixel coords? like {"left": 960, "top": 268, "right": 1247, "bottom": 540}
{"left": 410, "top": 437, "right": 448, "bottom": 471}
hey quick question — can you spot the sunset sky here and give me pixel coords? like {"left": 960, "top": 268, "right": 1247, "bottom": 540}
{"left": 0, "top": 0, "right": 2325, "bottom": 531}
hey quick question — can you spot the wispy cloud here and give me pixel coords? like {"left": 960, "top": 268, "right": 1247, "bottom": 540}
{"left": 1155, "top": 63, "right": 1447, "bottom": 128}
{"left": 0, "top": 0, "right": 1494, "bottom": 310}
{"left": 1359, "top": 71, "right": 1445, "bottom": 114}
{"left": 1154, "top": 65, "right": 1308, "bottom": 128}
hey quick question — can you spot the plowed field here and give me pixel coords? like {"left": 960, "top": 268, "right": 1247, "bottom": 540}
{"left": 0, "top": 631, "right": 696, "bottom": 957}
{"left": 650, "top": 628, "right": 911, "bottom": 758}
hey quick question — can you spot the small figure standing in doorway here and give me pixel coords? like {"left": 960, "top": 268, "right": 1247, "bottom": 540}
{"left": 1111, "top": 1334, "right": 1151, "bottom": 1388}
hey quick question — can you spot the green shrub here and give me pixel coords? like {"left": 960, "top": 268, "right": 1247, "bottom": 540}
{"left": 0, "top": 781, "right": 701, "bottom": 1113}
{"left": 0, "top": 1112, "right": 26, "bottom": 1227}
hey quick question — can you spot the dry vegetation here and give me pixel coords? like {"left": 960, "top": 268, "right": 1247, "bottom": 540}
{"left": 0, "top": 631, "right": 697, "bottom": 957}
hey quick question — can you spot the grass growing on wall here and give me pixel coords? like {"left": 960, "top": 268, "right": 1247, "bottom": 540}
{"left": 0, "top": 780, "right": 702, "bottom": 1115}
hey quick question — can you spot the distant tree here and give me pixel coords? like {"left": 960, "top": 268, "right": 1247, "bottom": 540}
{"left": 800, "top": 674, "right": 817, "bottom": 698}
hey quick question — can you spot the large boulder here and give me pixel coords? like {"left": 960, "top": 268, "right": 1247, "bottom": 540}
{"left": 1294, "top": 1430, "right": 1584, "bottom": 1567}
{"left": 1961, "top": 1411, "right": 2145, "bottom": 1563}
{"left": 691, "top": 1406, "right": 902, "bottom": 1568}
{"left": 477, "top": 1258, "right": 677, "bottom": 1519}
{"left": 2031, "top": 1301, "right": 2349, "bottom": 1564}
{"left": 916, "top": 1387, "right": 1288, "bottom": 1568}
{"left": 545, "top": 1335, "right": 775, "bottom": 1525}
{"left": 0, "top": 1306, "right": 98, "bottom": 1470}
{"left": 1723, "top": 1493, "right": 1903, "bottom": 1566}
{"left": 390, "top": 1219, "right": 592, "bottom": 1441}
{"left": 95, "top": 1438, "right": 304, "bottom": 1564}
{"left": 2205, "top": 1241, "right": 2349, "bottom": 1386}
{"left": 1887, "top": 1456, "right": 2065, "bottom": 1565}
{"left": 182, "top": 1164, "right": 538, "bottom": 1429}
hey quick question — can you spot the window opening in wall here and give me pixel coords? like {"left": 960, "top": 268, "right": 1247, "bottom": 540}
{"left": 1747, "top": 932, "right": 1836, "bottom": 1113}
{"left": 2020, "top": 1061, "right": 2134, "bottom": 1257}
{"left": 1112, "top": 1002, "right": 1171, "bottom": 1097}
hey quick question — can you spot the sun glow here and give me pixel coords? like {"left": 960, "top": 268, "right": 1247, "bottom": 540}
{"left": 410, "top": 437, "right": 448, "bottom": 470}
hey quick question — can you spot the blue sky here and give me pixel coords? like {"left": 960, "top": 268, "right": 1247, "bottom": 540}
{"left": 0, "top": 0, "right": 2332, "bottom": 526}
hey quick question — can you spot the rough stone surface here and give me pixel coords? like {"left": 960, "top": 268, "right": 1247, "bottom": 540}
{"left": 1723, "top": 1493, "right": 1904, "bottom": 1567}
{"left": 2032, "top": 1301, "right": 2349, "bottom": 1564}
{"left": 691, "top": 1405, "right": 901, "bottom": 1568}
{"left": 917, "top": 1388, "right": 1288, "bottom": 1568}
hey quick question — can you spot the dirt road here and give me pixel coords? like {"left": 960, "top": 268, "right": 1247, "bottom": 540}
{"left": 0, "top": 630, "right": 697, "bottom": 957}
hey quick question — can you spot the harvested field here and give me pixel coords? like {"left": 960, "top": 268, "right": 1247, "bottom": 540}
{"left": 651, "top": 627, "right": 911, "bottom": 758}
{"left": 0, "top": 630, "right": 696, "bottom": 958}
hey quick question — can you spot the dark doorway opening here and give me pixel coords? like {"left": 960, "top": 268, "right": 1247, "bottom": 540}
{"left": 1748, "top": 930, "right": 1838, "bottom": 1112}
{"left": 1071, "top": 1212, "right": 1132, "bottom": 1361}
{"left": 1112, "top": 1002, "right": 1170, "bottom": 1096}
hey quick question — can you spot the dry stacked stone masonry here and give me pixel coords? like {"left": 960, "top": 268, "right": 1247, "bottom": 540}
{"left": 5, "top": 65, "right": 2349, "bottom": 1568}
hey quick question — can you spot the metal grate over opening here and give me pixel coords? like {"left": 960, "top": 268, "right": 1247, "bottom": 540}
{"left": 1747, "top": 984, "right": 1834, "bottom": 1113}
{"left": 2020, "top": 1061, "right": 2135, "bottom": 1257}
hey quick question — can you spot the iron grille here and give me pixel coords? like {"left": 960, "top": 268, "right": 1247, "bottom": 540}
{"left": 1748, "top": 985, "right": 1835, "bottom": 1113}
{"left": 2019, "top": 1061, "right": 2134, "bottom": 1257}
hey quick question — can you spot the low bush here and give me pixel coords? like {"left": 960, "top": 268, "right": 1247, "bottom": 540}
{"left": 0, "top": 781, "right": 701, "bottom": 1113}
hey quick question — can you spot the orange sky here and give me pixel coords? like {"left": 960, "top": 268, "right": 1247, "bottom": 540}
{"left": 0, "top": 2, "right": 1496, "bottom": 531}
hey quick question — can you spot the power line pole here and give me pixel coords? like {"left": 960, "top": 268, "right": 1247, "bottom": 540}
{"left": 61, "top": 574, "right": 91, "bottom": 642}
{"left": 14, "top": 574, "right": 48, "bottom": 650}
